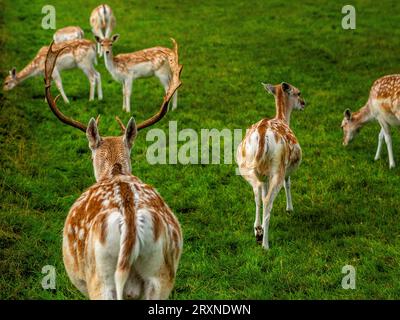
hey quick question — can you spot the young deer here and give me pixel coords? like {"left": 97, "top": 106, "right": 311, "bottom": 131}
{"left": 96, "top": 34, "right": 179, "bottom": 112}
{"left": 90, "top": 4, "right": 116, "bottom": 56}
{"left": 3, "top": 39, "right": 102, "bottom": 103}
{"left": 237, "top": 82, "right": 305, "bottom": 250}
{"left": 44, "top": 42, "right": 183, "bottom": 300}
{"left": 342, "top": 74, "right": 400, "bottom": 169}
{"left": 53, "top": 26, "right": 84, "bottom": 44}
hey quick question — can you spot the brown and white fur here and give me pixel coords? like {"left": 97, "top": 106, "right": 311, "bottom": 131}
{"left": 53, "top": 26, "right": 84, "bottom": 44}
{"left": 90, "top": 4, "right": 116, "bottom": 56}
{"left": 237, "top": 82, "right": 305, "bottom": 250}
{"left": 3, "top": 39, "right": 102, "bottom": 103}
{"left": 342, "top": 74, "right": 400, "bottom": 169}
{"left": 96, "top": 34, "right": 179, "bottom": 112}
{"left": 63, "top": 118, "right": 183, "bottom": 299}
{"left": 44, "top": 40, "right": 183, "bottom": 300}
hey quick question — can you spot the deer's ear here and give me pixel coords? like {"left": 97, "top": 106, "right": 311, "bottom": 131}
{"left": 111, "top": 34, "right": 120, "bottom": 42}
{"left": 262, "top": 83, "right": 276, "bottom": 95}
{"left": 94, "top": 35, "right": 101, "bottom": 43}
{"left": 281, "top": 82, "right": 291, "bottom": 94}
{"left": 86, "top": 118, "right": 101, "bottom": 149}
{"left": 10, "top": 68, "right": 16, "bottom": 79}
{"left": 344, "top": 109, "right": 352, "bottom": 120}
{"left": 124, "top": 117, "right": 137, "bottom": 149}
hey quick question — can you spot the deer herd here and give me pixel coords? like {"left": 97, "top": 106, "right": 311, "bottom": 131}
{"left": 3, "top": 3, "right": 400, "bottom": 300}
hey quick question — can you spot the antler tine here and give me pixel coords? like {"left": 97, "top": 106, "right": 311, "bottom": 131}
{"left": 115, "top": 116, "right": 126, "bottom": 133}
{"left": 95, "top": 114, "right": 100, "bottom": 126}
{"left": 44, "top": 41, "right": 87, "bottom": 133}
{"left": 137, "top": 38, "right": 183, "bottom": 131}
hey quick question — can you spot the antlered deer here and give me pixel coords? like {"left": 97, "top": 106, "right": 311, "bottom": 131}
{"left": 44, "top": 41, "right": 183, "bottom": 300}
{"left": 342, "top": 74, "right": 400, "bottom": 169}
{"left": 237, "top": 82, "right": 306, "bottom": 250}
{"left": 53, "top": 26, "right": 84, "bottom": 44}
{"left": 3, "top": 39, "right": 102, "bottom": 103}
{"left": 90, "top": 4, "right": 116, "bottom": 56}
{"left": 96, "top": 34, "right": 179, "bottom": 112}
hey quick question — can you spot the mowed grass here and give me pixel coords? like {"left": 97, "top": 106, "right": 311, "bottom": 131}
{"left": 1, "top": 0, "right": 400, "bottom": 300}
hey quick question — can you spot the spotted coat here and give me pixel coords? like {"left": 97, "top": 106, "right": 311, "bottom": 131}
{"left": 341, "top": 74, "right": 400, "bottom": 168}
{"left": 63, "top": 173, "right": 182, "bottom": 300}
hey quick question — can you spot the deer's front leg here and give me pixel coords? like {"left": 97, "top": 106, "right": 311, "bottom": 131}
{"left": 380, "top": 122, "right": 395, "bottom": 168}
{"left": 122, "top": 82, "right": 127, "bottom": 111}
{"left": 374, "top": 128, "right": 385, "bottom": 161}
{"left": 284, "top": 176, "right": 293, "bottom": 212}
{"left": 124, "top": 78, "right": 133, "bottom": 113}
{"left": 95, "top": 70, "right": 103, "bottom": 100}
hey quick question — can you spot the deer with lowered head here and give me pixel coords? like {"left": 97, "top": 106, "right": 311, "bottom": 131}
{"left": 96, "top": 34, "right": 179, "bottom": 112}
{"left": 237, "top": 82, "right": 306, "bottom": 250}
{"left": 90, "top": 4, "right": 116, "bottom": 56}
{"left": 3, "top": 39, "right": 102, "bottom": 103}
{"left": 53, "top": 26, "right": 84, "bottom": 44}
{"left": 342, "top": 74, "right": 400, "bottom": 169}
{"left": 44, "top": 41, "right": 183, "bottom": 300}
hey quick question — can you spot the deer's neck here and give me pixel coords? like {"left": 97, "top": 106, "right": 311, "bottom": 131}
{"left": 352, "top": 103, "right": 373, "bottom": 128}
{"left": 104, "top": 52, "right": 118, "bottom": 78}
{"left": 274, "top": 86, "right": 292, "bottom": 125}
{"left": 16, "top": 60, "right": 41, "bottom": 83}
{"left": 98, "top": 162, "right": 131, "bottom": 182}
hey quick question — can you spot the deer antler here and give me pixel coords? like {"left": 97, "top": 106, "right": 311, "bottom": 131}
{"left": 115, "top": 116, "right": 126, "bottom": 132}
{"left": 136, "top": 38, "right": 183, "bottom": 131}
{"left": 44, "top": 41, "right": 87, "bottom": 133}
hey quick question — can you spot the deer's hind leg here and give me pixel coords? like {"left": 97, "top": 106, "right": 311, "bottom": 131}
{"left": 284, "top": 176, "right": 293, "bottom": 212}
{"left": 155, "top": 67, "right": 177, "bottom": 110}
{"left": 253, "top": 185, "right": 263, "bottom": 244}
{"left": 52, "top": 69, "right": 69, "bottom": 104}
{"left": 262, "top": 173, "right": 284, "bottom": 250}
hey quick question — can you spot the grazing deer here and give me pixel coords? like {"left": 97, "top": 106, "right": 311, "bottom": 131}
{"left": 96, "top": 34, "right": 179, "bottom": 112}
{"left": 53, "top": 26, "right": 84, "bottom": 44}
{"left": 342, "top": 74, "right": 400, "bottom": 169}
{"left": 90, "top": 4, "right": 116, "bottom": 56}
{"left": 44, "top": 42, "right": 183, "bottom": 300}
{"left": 236, "top": 82, "right": 305, "bottom": 250}
{"left": 3, "top": 39, "right": 102, "bottom": 103}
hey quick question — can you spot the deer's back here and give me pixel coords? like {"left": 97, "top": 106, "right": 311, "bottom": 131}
{"left": 369, "top": 75, "right": 400, "bottom": 123}
{"left": 63, "top": 174, "right": 182, "bottom": 278}
{"left": 238, "top": 118, "right": 301, "bottom": 180}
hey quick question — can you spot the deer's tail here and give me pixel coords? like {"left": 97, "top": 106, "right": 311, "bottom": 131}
{"left": 114, "top": 183, "right": 139, "bottom": 300}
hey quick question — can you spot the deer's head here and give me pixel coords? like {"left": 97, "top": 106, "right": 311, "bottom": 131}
{"left": 341, "top": 109, "right": 360, "bottom": 146}
{"left": 3, "top": 68, "right": 18, "bottom": 91}
{"left": 85, "top": 117, "right": 137, "bottom": 181}
{"left": 95, "top": 34, "right": 119, "bottom": 56}
{"left": 263, "top": 82, "right": 306, "bottom": 111}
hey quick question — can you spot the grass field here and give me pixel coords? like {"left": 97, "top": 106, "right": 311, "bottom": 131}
{"left": 1, "top": 0, "right": 400, "bottom": 300}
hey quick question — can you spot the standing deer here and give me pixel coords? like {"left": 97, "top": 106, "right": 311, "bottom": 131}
{"left": 342, "top": 74, "right": 400, "bottom": 169}
{"left": 237, "top": 82, "right": 306, "bottom": 250}
{"left": 96, "top": 34, "right": 179, "bottom": 112}
{"left": 53, "top": 26, "right": 84, "bottom": 44}
{"left": 44, "top": 42, "right": 183, "bottom": 300}
{"left": 3, "top": 39, "right": 102, "bottom": 103}
{"left": 90, "top": 4, "right": 116, "bottom": 56}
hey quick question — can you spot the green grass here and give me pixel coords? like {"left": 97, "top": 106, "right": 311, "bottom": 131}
{"left": 1, "top": 0, "right": 400, "bottom": 300}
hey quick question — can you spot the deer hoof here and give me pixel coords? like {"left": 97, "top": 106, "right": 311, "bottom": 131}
{"left": 255, "top": 226, "right": 263, "bottom": 244}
